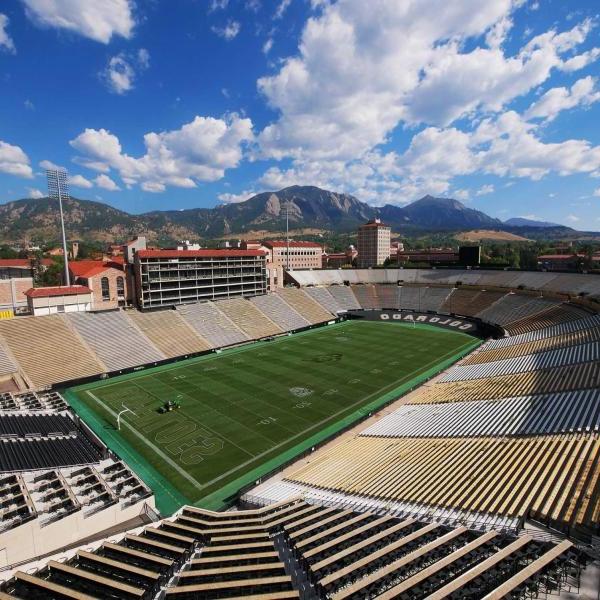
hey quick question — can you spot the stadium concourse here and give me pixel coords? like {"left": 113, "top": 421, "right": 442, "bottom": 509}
{"left": 0, "top": 269, "right": 597, "bottom": 597}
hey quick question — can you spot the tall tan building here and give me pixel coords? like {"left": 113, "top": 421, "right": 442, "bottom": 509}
{"left": 357, "top": 219, "right": 391, "bottom": 267}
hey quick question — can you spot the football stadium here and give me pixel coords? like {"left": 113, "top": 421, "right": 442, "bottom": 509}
{"left": 0, "top": 269, "right": 598, "bottom": 598}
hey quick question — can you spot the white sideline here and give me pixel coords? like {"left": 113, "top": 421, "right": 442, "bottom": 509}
{"left": 86, "top": 391, "right": 205, "bottom": 491}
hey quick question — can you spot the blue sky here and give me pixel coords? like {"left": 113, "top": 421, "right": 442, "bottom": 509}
{"left": 1, "top": 0, "right": 600, "bottom": 229}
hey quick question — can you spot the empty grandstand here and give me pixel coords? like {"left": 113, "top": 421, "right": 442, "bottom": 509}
{"left": 0, "top": 497, "right": 582, "bottom": 599}
{"left": 0, "top": 268, "right": 599, "bottom": 597}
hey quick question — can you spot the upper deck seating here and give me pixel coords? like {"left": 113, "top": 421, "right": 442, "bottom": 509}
{"left": 0, "top": 315, "right": 104, "bottom": 388}
{"left": 276, "top": 289, "right": 333, "bottom": 324}
{"left": 217, "top": 298, "right": 282, "bottom": 339}
{"left": 374, "top": 285, "right": 400, "bottom": 309}
{"left": 350, "top": 285, "right": 382, "bottom": 310}
{"left": 249, "top": 294, "right": 311, "bottom": 331}
{"left": 418, "top": 287, "right": 454, "bottom": 313}
{"left": 505, "top": 303, "right": 592, "bottom": 335}
{"left": 128, "top": 310, "right": 211, "bottom": 358}
{"left": 176, "top": 302, "right": 249, "bottom": 347}
{"left": 304, "top": 287, "right": 343, "bottom": 314}
{"left": 327, "top": 285, "right": 361, "bottom": 311}
{"left": 476, "top": 294, "right": 558, "bottom": 326}
{"left": 68, "top": 311, "right": 165, "bottom": 372}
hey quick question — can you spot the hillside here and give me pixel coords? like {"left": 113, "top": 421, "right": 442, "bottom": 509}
{"left": 0, "top": 186, "right": 595, "bottom": 243}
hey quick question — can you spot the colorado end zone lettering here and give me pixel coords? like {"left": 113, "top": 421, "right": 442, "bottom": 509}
{"left": 379, "top": 312, "right": 476, "bottom": 332}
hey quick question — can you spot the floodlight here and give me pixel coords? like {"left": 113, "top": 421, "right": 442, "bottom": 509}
{"left": 46, "top": 168, "right": 71, "bottom": 286}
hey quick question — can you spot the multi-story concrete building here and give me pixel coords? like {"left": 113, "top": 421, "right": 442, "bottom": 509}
{"left": 357, "top": 219, "right": 391, "bottom": 268}
{"left": 133, "top": 249, "right": 268, "bottom": 309}
{"left": 263, "top": 241, "right": 323, "bottom": 270}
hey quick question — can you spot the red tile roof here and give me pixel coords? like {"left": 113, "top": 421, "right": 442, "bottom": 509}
{"left": 0, "top": 259, "right": 32, "bottom": 268}
{"left": 264, "top": 241, "right": 322, "bottom": 248}
{"left": 69, "top": 260, "right": 125, "bottom": 278}
{"left": 137, "top": 249, "right": 267, "bottom": 258}
{"left": 24, "top": 285, "right": 92, "bottom": 298}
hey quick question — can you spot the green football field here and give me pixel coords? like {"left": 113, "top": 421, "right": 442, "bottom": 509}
{"left": 64, "top": 320, "right": 480, "bottom": 514}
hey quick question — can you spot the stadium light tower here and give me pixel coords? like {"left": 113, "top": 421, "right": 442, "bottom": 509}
{"left": 46, "top": 168, "right": 71, "bottom": 286}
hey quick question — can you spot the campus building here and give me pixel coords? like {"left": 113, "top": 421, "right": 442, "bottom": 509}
{"left": 133, "top": 248, "right": 269, "bottom": 309}
{"left": 357, "top": 219, "right": 391, "bottom": 267}
{"left": 24, "top": 285, "right": 92, "bottom": 316}
{"left": 263, "top": 240, "right": 323, "bottom": 270}
{"left": 69, "top": 259, "right": 129, "bottom": 310}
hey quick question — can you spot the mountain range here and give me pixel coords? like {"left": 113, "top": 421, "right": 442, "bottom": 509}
{"left": 0, "top": 185, "right": 584, "bottom": 244}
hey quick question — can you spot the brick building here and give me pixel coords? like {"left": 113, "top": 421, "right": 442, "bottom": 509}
{"left": 69, "top": 260, "right": 129, "bottom": 310}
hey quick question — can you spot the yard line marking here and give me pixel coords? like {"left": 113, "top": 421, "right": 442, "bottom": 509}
{"left": 130, "top": 381, "right": 259, "bottom": 459}
{"left": 86, "top": 391, "right": 205, "bottom": 491}
{"left": 197, "top": 339, "right": 478, "bottom": 491}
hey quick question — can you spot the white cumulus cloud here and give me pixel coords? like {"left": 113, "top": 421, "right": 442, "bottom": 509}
{"left": 0, "top": 13, "right": 15, "bottom": 53}
{"left": 102, "top": 49, "right": 149, "bottom": 95}
{"left": 69, "top": 174, "right": 93, "bottom": 189}
{"left": 476, "top": 184, "right": 495, "bottom": 195}
{"left": 27, "top": 188, "right": 44, "bottom": 199}
{"left": 0, "top": 140, "right": 33, "bottom": 178}
{"left": 22, "top": 0, "right": 135, "bottom": 43}
{"left": 525, "top": 76, "right": 600, "bottom": 121}
{"left": 94, "top": 174, "right": 121, "bottom": 191}
{"left": 70, "top": 114, "right": 254, "bottom": 192}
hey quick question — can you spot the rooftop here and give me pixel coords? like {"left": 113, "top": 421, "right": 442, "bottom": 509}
{"left": 69, "top": 260, "right": 124, "bottom": 278}
{"left": 0, "top": 259, "right": 32, "bottom": 269}
{"left": 137, "top": 249, "right": 267, "bottom": 259}
{"left": 264, "top": 240, "right": 322, "bottom": 248}
{"left": 24, "top": 285, "right": 92, "bottom": 298}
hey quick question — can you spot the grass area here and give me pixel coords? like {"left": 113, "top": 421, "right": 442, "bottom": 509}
{"left": 64, "top": 320, "right": 480, "bottom": 514}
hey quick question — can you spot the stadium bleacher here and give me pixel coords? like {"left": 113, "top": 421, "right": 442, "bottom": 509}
{"left": 0, "top": 497, "right": 582, "bottom": 600}
{"left": 67, "top": 311, "right": 166, "bottom": 372}
{"left": 304, "top": 286, "right": 343, "bottom": 314}
{"left": 249, "top": 293, "right": 311, "bottom": 331}
{"left": 128, "top": 310, "right": 211, "bottom": 358}
{"left": 276, "top": 288, "right": 334, "bottom": 324}
{"left": 327, "top": 285, "right": 362, "bottom": 311}
{"left": 177, "top": 301, "right": 249, "bottom": 348}
{"left": 0, "top": 315, "right": 104, "bottom": 389}
{"left": 216, "top": 297, "right": 283, "bottom": 339}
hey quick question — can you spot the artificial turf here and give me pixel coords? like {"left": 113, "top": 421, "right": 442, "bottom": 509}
{"left": 64, "top": 320, "right": 480, "bottom": 514}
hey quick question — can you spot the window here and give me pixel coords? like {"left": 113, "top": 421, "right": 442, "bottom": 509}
{"left": 101, "top": 277, "right": 110, "bottom": 301}
{"left": 116, "top": 276, "right": 125, "bottom": 297}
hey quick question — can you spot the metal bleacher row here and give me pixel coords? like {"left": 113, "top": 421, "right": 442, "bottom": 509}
{"left": 239, "top": 273, "right": 600, "bottom": 545}
{"left": 0, "top": 497, "right": 582, "bottom": 600}
{"left": 0, "top": 289, "right": 336, "bottom": 390}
